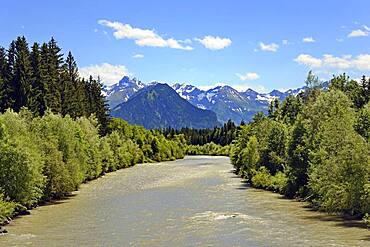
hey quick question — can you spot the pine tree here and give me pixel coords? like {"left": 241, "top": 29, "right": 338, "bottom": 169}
{"left": 0, "top": 47, "right": 6, "bottom": 111}
{"left": 45, "top": 37, "right": 63, "bottom": 113}
{"left": 3, "top": 41, "right": 16, "bottom": 110}
{"left": 61, "top": 51, "right": 80, "bottom": 117}
{"left": 12, "top": 36, "right": 33, "bottom": 111}
{"left": 29, "top": 42, "right": 44, "bottom": 115}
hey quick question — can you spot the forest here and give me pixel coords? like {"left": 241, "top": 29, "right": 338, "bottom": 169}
{"left": 0, "top": 36, "right": 186, "bottom": 224}
{"left": 230, "top": 72, "right": 370, "bottom": 222}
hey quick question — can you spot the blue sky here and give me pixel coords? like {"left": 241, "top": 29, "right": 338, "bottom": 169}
{"left": 1, "top": 0, "right": 370, "bottom": 92}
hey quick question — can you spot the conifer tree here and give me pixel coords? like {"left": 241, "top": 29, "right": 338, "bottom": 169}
{"left": 0, "top": 47, "right": 6, "bottom": 111}
{"left": 29, "top": 42, "right": 44, "bottom": 115}
{"left": 45, "top": 37, "right": 63, "bottom": 113}
{"left": 12, "top": 36, "right": 33, "bottom": 111}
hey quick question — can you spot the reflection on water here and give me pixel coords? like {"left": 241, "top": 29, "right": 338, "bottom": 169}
{"left": 0, "top": 156, "right": 368, "bottom": 246}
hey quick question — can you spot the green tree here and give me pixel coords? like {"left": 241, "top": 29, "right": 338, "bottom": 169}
{"left": 307, "top": 90, "right": 370, "bottom": 215}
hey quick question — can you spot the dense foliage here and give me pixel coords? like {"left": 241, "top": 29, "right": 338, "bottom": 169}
{"left": 187, "top": 143, "right": 230, "bottom": 156}
{"left": 231, "top": 72, "right": 370, "bottom": 219}
{"left": 0, "top": 36, "right": 109, "bottom": 134}
{"left": 0, "top": 111, "right": 186, "bottom": 222}
{"left": 161, "top": 119, "right": 239, "bottom": 146}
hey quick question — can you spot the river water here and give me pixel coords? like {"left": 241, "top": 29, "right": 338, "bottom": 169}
{"left": 0, "top": 156, "right": 368, "bottom": 246}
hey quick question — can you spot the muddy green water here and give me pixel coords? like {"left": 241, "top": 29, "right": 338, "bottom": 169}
{"left": 0, "top": 156, "right": 369, "bottom": 246}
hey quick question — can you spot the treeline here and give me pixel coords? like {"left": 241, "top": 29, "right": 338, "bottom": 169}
{"left": 231, "top": 72, "right": 370, "bottom": 219}
{"left": 187, "top": 142, "right": 230, "bottom": 156}
{"left": 0, "top": 111, "right": 186, "bottom": 223}
{"left": 0, "top": 36, "right": 109, "bottom": 134}
{"left": 161, "top": 119, "right": 239, "bottom": 146}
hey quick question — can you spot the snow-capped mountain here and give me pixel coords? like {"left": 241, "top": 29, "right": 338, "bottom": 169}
{"left": 103, "top": 76, "right": 307, "bottom": 124}
{"left": 103, "top": 76, "right": 145, "bottom": 108}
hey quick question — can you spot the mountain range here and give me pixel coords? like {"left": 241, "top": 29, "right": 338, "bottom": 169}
{"left": 105, "top": 76, "right": 308, "bottom": 126}
{"left": 110, "top": 83, "right": 220, "bottom": 129}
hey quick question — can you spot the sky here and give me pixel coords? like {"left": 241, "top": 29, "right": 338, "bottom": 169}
{"left": 1, "top": 0, "right": 370, "bottom": 93}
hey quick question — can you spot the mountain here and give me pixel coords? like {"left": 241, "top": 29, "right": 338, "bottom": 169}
{"left": 110, "top": 83, "right": 220, "bottom": 129}
{"left": 172, "top": 84, "right": 271, "bottom": 124}
{"left": 103, "top": 76, "right": 145, "bottom": 108}
{"left": 104, "top": 76, "right": 309, "bottom": 124}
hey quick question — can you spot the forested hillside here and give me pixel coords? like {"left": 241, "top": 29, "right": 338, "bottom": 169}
{"left": 231, "top": 72, "right": 370, "bottom": 221}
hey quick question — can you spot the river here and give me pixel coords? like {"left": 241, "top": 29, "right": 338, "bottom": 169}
{"left": 0, "top": 156, "right": 368, "bottom": 246}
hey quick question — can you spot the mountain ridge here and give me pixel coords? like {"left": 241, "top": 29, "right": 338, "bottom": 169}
{"left": 110, "top": 83, "right": 220, "bottom": 129}
{"left": 104, "top": 76, "right": 308, "bottom": 123}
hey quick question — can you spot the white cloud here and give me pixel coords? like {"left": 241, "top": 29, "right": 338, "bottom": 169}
{"left": 348, "top": 29, "right": 368, "bottom": 37}
{"left": 364, "top": 25, "right": 370, "bottom": 31}
{"left": 259, "top": 42, "right": 279, "bottom": 52}
{"left": 195, "top": 36, "right": 232, "bottom": 50}
{"left": 336, "top": 38, "right": 344, "bottom": 42}
{"left": 294, "top": 53, "right": 370, "bottom": 71}
{"left": 236, "top": 72, "right": 260, "bottom": 81}
{"left": 302, "top": 37, "right": 315, "bottom": 43}
{"left": 80, "top": 63, "right": 130, "bottom": 86}
{"left": 294, "top": 54, "right": 323, "bottom": 68}
{"left": 98, "top": 19, "right": 193, "bottom": 50}
{"left": 132, "top": 54, "right": 144, "bottom": 59}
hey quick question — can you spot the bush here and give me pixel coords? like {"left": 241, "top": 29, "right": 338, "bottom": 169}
{"left": 251, "top": 167, "right": 272, "bottom": 189}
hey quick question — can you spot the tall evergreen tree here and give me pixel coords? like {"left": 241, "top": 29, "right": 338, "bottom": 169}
{"left": 0, "top": 47, "right": 6, "bottom": 111}
{"left": 29, "top": 42, "right": 44, "bottom": 115}
{"left": 12, "top": 36, "right": 33, "bottom": 111}
{"left": 3, "top": 41, "right": 16, "bottom": 110}
{"left": 61, "top": 51, "right": 80, "bottom": 117}
{"left": 45, "top": 37, "right": 63, "bottom": 113}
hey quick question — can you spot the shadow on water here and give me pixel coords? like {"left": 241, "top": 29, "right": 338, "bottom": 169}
{"left": 302, "top": 214, "right": 369, "bottom": 231}
{"left": 231, "top": 170, "right": 370, "bottom": 237}
{"left": 38, "top": 193, "right": 76, "bottom": 207}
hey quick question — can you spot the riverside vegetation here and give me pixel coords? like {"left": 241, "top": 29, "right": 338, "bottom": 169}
{"left": 0, "top": 36, "right": 186, "bottom": 226}
{"left": 231, "top": 72, "right": 370, "bottom": 224}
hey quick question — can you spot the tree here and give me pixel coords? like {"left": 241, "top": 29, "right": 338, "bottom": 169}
{"left": 307, "top": 90, "right": 370, "bottom": 215}
{"left": 304, "top": 70, "right": 321, "bottom": 100}
{"left": 12, "top": 36, "right": 33, "bottom": 111}
{"left": 238, "top": 135, "right": 259, "bottom": 178}
{"left": 44, "top": 37, "right": 63, "bottom": 113}
{"left": 29, "top": 42, "right": 44, "bottom": 115}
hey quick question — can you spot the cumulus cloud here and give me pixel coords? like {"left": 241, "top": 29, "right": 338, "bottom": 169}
{"left": 98, "top": 19, "right": 193, "bottom": 50}
{"left": 236, "top": 72, "right": 260, "bottom": 81}
{"left": 259, "top": 42, "right": 279, "bottom": 52}
{"left": 302, "top": 37, "right": 315, "bottom": 43}
{"left": 294, "top": 54, "right": 323, "bottom": 68}
{"left": 195, "top": 36, "right": 232, "bottom": 50}
{"left": 348, "top": 29, "right": 368, "bottom": 37}
{"left": 294, "top": 53, "right": 370, "bottom": 71}
{"left": 132, "top": 54, "right": 144, "bottom": 59}
{"left": 80, "top": 63, "right": 130, "bottom": 86}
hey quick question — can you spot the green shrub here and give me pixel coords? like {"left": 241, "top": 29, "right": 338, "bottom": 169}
{"left": 251, "top": 167, "right": 272, "bottom": 189}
